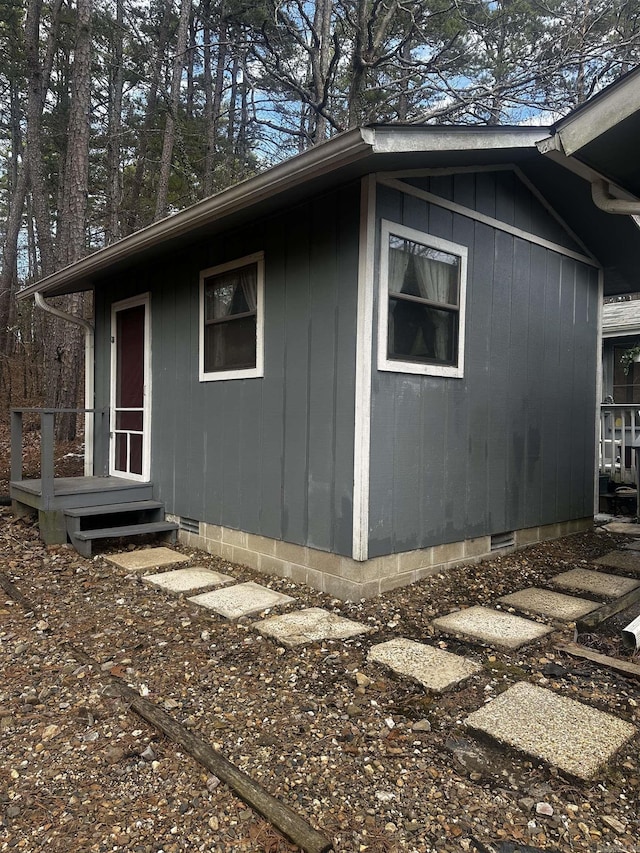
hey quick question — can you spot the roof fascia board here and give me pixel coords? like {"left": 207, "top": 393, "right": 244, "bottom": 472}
{"left": 551, "top": 70, "right": 640, "bottom": 156}
{"left": 538, "top": 147, "right": 640, "bottom": 206}
{"left": 16, "top": 125, "right": 552, "bottom": 301}
{"left": 602, "top": 327, "right": 640, "bottom": 338}
{"left": 18, "top": 127, "right": 374, "bottom": 300}
{"left": 370, "top": 127, "right": 549, "bottom": 153}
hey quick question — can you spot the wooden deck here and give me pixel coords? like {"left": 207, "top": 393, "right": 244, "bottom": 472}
{"left": 10, "top": 476, "right": 154, "bottom": 512}
{"left": 9, "top": 408, "right": 174, "bottom": 553}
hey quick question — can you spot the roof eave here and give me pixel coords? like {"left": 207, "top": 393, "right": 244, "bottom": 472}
{"left": 17, "top": 127, "right": 375, "bottom": 300}
{"left": 549, "top": 67, "right": 640, "bottom": 157}
{"left": 18, "top": 125, "right": 552, "bottom": 301}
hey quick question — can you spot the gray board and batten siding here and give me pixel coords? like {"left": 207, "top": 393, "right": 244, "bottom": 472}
{"left": 94, "top": 183, "right": 361, "bottom": 558}
{"left": 94, "top": 168, "right": 599, "bottom": 571}
{"left": 367, "top": 170, "right": 599, "bottom": 558}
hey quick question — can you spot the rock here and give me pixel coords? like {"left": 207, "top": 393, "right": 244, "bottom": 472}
{"left": 41, "top": 724, "right": 60, "bottom": 741}
{"left": 0, "top": 716, "right": 14, "bottom": 732}
{"left": 140, "top": 745, "right": 156, "bottom": 762}
{"left": 375, "top": 791, "right": 396, "bottom": 802}
{"left": 536, "top": 802, "right": 553, "bottom": 816}
{"left": 412, "top": 719, "right": 431, "bottom": 733}
{"left": 6, "top": 805, "right": 20, "bottom": 818}
{"left": 206, "top": 775, "right": 220, "bottom": 792}
{"left": 602, "top": 815, "right": 626, "bottom": 834}
{"left": 104, "top": 746, "right": 125, "bottom": 765}
{"left": 542, "top": 662, "right": 567, "bottom": 677}
{"left": 355, "top": 673, "right": 370, "bottom": 688}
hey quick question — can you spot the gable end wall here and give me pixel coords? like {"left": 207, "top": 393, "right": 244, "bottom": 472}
{"left": 368, "top": 172, "right": 600, "bottom": 557}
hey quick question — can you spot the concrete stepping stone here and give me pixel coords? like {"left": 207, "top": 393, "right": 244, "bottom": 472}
{"left": 498, "top": 587, "right": 599, "bottom": 622}
{"left": 105, "top": 547, "right": 189, "bottom": 571}
{"left": 602, "top": 522, "right": 640, "bottom": 535}
{"left": 551, "top": 567, "right": 639, "bottom": 599}
{"left": 368, "top": 637, "right": 482, "bottom": 693}
{"left": 465, "top": 681, "right": 636, "bottom": 780}
{"left": 622, "top": 540, "right": 640, "bottom": 551}
{"left": 254, "top": 608, "right": 370, "bottom": 648}
{"left": 143, "top": 567, "right": 234, "bottom": 594}
{"left": 432, "top": 606, "right": 552, "bottom": 650}
{"left": 188, "top": 581, "right": 295, "bottom": 619}
{"left": 593, "top": 551, "right": 640, "bottom": 574}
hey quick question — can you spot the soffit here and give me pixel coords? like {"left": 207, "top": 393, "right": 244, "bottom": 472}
{"left": 549, "top": 66, "right": 640, "bottom": 198}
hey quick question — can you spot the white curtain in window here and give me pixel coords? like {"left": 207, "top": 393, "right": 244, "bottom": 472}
{"left": 239, "top": 265, "right": 257, "bottom": 311}
{"left": 389, "top": 246, "right": 410, "bottom": 293}
{"left": 414, "top": 254, "right": 455, "bottom": 361}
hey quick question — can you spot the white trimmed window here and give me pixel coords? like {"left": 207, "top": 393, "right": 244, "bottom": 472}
{"left": 199, "top": 252, "right": 264, "bottom": 381}
{"left": 378, "top": 220, "right": 467, "bottom": 378}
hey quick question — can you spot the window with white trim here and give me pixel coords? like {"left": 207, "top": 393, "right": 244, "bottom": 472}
{"left": 199, "top": 252, "right": 264, "bottom": 381}
{"left": 378, "top": 221, "right": 467, "bottom": 378}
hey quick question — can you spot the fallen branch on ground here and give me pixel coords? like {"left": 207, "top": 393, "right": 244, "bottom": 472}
{"left": 556, "top": 642, "right": 640, "bottom": 682}
{"left": 0, "top": 571, "right": 37, "bottom": 611}
{"left": 576, "top": 585, "right": 640, "bottom": 633}
{"left": 0, "top": 570, "right": 333, "bottom": 853}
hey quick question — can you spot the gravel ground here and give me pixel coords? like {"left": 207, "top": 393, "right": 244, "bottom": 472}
{"left": 1, "top": 509, "right": 639, "bottom": 853}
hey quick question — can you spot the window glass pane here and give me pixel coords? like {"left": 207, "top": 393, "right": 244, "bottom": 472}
{"left": 205, "top": 264, "right": 256, "bottom": 321}
{"left": 204, "top": 316, "right": 257, "bottom": 372}
{"left": 388, "top": 299, "right": 457, "bottom": 365}
{"left": 116, "top": 410, "right": 143, "bottom": 432}
{"left": 116, "top": 305, "right": 145, "bottom": 409}
{"left": 389, "top": 235, "right": 459, "bottom": 305}
{"left": 129, "top": 434, "right": 143, "bottom": 475}
{"left": 115, "top": 433, "right": 127, "bottom": 472}
{"left": 613, "top": 345, "right": 640, "bottom": 403}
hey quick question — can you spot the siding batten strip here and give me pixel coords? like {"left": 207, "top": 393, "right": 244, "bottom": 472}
{"left": 378, "top": 176, "right": 599, "bottom": 267}
{"left": 352, "top": 175, "right": 376, "bottom": 562}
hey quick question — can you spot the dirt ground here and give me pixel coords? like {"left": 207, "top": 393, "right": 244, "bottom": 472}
{"left": 1, "top": 505, "right": 639, "bottom": 853}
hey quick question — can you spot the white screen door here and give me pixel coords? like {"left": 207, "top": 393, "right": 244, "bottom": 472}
{"left": 110, "top": 295, "right": 150, "bottom": 480}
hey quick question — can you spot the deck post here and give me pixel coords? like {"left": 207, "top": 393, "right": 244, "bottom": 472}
{"left": 10, "top": 410, "right": 23, "bottom": 482}
{"left": 40, "top": 411, "right": 55, "bottom": 508}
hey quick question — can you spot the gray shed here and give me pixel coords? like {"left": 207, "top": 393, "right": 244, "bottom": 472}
{"left": 13, "top": 103, "right": 640, "bottom": 597}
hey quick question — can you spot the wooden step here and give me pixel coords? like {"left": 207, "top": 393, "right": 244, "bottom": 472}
{"left": 70, "top": 520, "right": 178, "bottom": 558}
{"left": 64, "top": 501, "right": 165, "bottom": 518}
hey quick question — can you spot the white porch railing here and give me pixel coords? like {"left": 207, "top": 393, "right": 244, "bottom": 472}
{"left": 599, "top": 405, "right": 640, "bottom": 484}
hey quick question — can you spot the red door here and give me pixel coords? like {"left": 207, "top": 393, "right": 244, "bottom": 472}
{"left": 111, "top": 299, "right": 148, "bottom": 478}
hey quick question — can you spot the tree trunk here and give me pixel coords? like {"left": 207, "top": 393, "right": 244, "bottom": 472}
{"left": 106, "top": 0, "right": 124, "bottom": 244}
{"left": 57, "top": 0, "right": 92, "bottom": 266}
{"left": 127, "top": 0, "right": 173, "bottom": 232}
{"left": 24, "top": 0, "right": 57, "bottom": 278}
{"left": 155, "top": 0, "right": 192, "bottom": 220}
{"left": 310, "top": 0, "right": 332, "bottom": 144}
{"left": 49, "top": 0, "right": 93, "bottom": 440}
{"left": 203, "top": 0, "right": 227, "bottom": 196}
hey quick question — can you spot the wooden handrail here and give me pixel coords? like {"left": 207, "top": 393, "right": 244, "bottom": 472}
{"left": 10, "top": 408, "right": 108, "bottom": 500}
{"left": 11, "top": 407, "right": 107, "bottom": 414}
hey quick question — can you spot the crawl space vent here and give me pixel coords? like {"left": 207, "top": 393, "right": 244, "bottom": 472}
{"left": 179, "top": 516, "right": 199, "bottom": 534}
{"left": 490, "top": 531, "right": 515, "bottom": 551}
